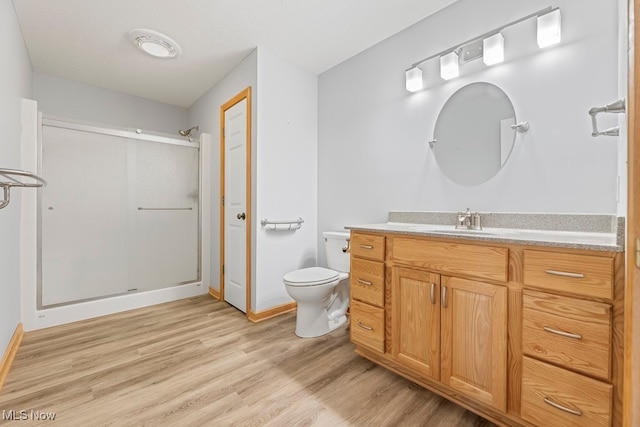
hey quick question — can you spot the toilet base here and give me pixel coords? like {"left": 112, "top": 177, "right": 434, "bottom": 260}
{"left": 294, "top": 303, "right": 348, "bottom": 338}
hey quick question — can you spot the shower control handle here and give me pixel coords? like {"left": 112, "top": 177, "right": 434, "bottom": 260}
{"left": 237, "top": 212, "right": 246, "bottom": 220}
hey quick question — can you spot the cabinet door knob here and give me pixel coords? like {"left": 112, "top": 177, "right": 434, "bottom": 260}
{"left": 441, "top": 286, "right": 447, "bottom": 308}
{"left": 430, "top": 283, "right": 435, "bottom": 305}
{"left": 237, "top": 212, "right": 246, "bottom": 220}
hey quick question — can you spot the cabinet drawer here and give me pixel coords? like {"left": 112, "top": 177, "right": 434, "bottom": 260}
{"left": 351, "top": 258, "right": 385, "bottom": 308}
{"left": 523, "top": 250, "right": 613, "bottom": 300}
{"left": 350, "top": 300, "right": 384, "bottom": 353}
{"left": 521, "top": 356, "right": 612, "bottom": 427}
{"left": 350, "top": 233, "right": 385, "bottom": 261}
{"left": 391, "top": 237, "right": 508, "bottom": 282}
{"left": 522, "top": 290, "right": 611, "bottom": 380}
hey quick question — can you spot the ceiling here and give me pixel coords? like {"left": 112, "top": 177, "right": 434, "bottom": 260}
{"left": 12, "top": 0, "right": 457, "bottom": 108}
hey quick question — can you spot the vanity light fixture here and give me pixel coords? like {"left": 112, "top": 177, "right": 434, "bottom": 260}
{"left": 537, "top": 9, "right": 562, "bottom": 48}
{"left": 404, "top": 6, "right": 561, "bottom": 92}
{"left": 129, "top": 29, "right": 182, "bottom": 59}
{"left": 440, "top": 52, "right": 459, "bottom": 80}
{"left": 405, "top": 67, "right": 423, "bottom": 92}
{"left": 483, "top": 33, "right": 504, "bottom": 66}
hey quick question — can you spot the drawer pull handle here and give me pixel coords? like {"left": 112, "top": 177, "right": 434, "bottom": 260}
{"left": 430, "top": 283, "right": 435, "bottom": 305}
{"left": 543, "top": 326, "right": 582, "bottom": 340}
{"left": 357, "top": 321, "right": 373, "bottom": 331}
{"left": 544, "top": 269, "right": 585, "bottom": 279}
{"left": 543, "top": 397, "right": 583, "bottom": 416}
{"left": 359, "top": 244, "right": 374, "bottom": 249}
{"left": 357, "top": 279, "right": 373, "bottom": 286}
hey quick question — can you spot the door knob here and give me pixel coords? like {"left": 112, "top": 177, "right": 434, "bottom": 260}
{"left": 237, "top": 212, "right": 246, "bottom": 220}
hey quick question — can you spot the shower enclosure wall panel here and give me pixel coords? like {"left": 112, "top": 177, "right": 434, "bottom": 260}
{"left": 40, "top": 120, "right": 200, "bottom": 308}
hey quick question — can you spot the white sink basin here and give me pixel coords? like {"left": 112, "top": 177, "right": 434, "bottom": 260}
{"left": 407, "top": 225, "right": 496, "bottom": 235}
{"left": 426, "top": 228, "right": 498, "bottom": 236}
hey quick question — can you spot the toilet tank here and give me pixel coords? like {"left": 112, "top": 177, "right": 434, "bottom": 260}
{"left": 323, "top": 231, "right": 350, "bottom": 273}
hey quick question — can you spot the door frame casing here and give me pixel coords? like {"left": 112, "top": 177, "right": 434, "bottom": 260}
{"left": 219, "top": 87, "right": 252, "bottom": 315}
{"left": 626, "top": 2, "right": 640, "bottom": 425}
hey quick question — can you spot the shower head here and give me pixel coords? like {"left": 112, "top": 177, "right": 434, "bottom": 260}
{"left": 178, "top": 125, "right": 199, "bottom": 137}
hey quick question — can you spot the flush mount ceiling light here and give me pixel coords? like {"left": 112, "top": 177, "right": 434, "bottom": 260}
{"left": 404, "top": 6, "right": 561, "bottom": 92}
{"left": 129, "top": 29, "right": 181, "bottom": 59}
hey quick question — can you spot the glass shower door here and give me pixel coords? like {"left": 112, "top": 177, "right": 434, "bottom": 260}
{"left": 129, "top": 139, "right": 199, "bottom": 291}
{"left": 41, "top": 126, "right": 131, "bottom": 306}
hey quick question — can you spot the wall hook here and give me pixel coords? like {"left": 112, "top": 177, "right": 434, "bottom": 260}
{"left": 428, "top": 139, "right": 437, "bottom": 149}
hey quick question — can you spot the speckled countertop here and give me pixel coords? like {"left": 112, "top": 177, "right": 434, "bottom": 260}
{"left": 345, "top": 211, "right": 625, "bottom": 252}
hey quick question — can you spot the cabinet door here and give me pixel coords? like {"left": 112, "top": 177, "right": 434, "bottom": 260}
{"left": 440, "top": 276, "right": 507, "bottom": 412}
{"left": 392, "top": 267, "right": 441, "bottom": 380}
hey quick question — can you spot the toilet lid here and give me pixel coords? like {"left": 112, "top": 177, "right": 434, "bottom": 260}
{"left": 283, "top": 267, "right": 339, "bottom": 286}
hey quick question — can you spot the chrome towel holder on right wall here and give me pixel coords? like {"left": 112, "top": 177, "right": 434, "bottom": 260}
{"left": 589, "top": 98, "right": 626, "bottom": 137}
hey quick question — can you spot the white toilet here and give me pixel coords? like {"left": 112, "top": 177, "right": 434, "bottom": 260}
{"left": 283, "top": 231, "right": 350, "bottom": 338}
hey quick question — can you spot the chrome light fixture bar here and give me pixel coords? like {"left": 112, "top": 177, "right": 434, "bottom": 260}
{"left": 405, "top": 6, "right": 560, "bottom": 92}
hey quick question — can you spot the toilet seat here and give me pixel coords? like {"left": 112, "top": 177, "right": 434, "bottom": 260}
{"left": 283, "top": 267, "right": 343, "bottom": 287}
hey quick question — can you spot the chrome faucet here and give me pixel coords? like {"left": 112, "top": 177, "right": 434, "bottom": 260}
{"left": 456, "top": 208, "right": 482, "bottom": 230}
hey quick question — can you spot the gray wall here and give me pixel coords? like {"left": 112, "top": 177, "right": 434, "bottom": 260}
{"left": 188, "top": 50, "right": 258, "bottom": 302}
{"left": 254, "top": 48, "right": 318, "bottom": 310}
{"left": 318, "top": 0, "right": 622, "bottom": 265}
{"left": 33, "top": 73, "right": 189, "bottom": 134}
{"left": 0, "top": 0, "right": 33, "bottom": 356}
{"left": 189, "top": 48, "right": 319, "bottom": 312}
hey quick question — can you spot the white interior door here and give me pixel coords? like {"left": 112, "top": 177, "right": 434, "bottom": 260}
{"left": 224, "top": 98, "right": 248, "bottom": 312}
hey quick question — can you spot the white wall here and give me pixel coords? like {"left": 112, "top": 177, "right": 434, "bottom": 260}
{"left": 188, "top": 50, "right": 258, "bottom": 299}
{"left": 188, "top": 48, "right": 318, "bottom": 312}
{"left": 254, "top": 49, "right": 318, "bottom": 311}
{"left": 0, "top": 0, "right": 33, "bottom": 355}
{"left": 318, "top": 0, "right": 622, "bottom": 264}
{"left": 33, "top": 73, "right": 189, "bottom": 134}
{"left": 617, "top": 0, "right": 628, "bottom": 216}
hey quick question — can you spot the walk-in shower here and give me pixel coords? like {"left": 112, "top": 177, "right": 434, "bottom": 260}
{"left": 37, "top": 118, "right": 201, "bottom": 308}
{"left": 22, "top": 104, "right": 209, "bottom": 329}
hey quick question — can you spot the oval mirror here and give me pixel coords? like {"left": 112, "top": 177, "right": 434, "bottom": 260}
{"left": 433, "top": 82, "right": 516, "bottom": 186}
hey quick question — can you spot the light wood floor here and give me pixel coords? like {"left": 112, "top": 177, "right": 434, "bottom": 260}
{"left": 0, "top": 296, "right": 495, "bottom": 426}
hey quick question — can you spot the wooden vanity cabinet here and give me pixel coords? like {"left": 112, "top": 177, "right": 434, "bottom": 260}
{"left": 440, "top": 275, "right": 507, "bottom": 411}
{"left": 349, "top": 233, "right": 386, "bottom": 354}
{"left": 520, "top": 249, "right": 619, "bottom": 427}
{"left": 391, "top": 268, "right": 508, "bottom": 410}
{"left": 348, "top": 229, "right": 624, "bottom": 427}
{"left": 391, "top": 267, "right": 441, "bottom": 379}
